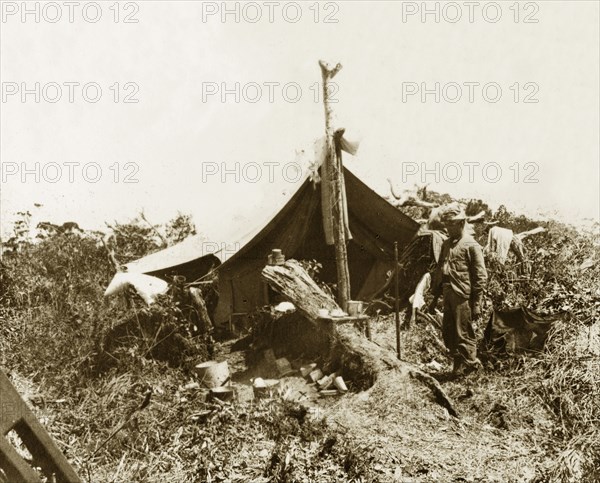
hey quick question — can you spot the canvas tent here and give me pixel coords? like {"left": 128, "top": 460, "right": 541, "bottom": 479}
{"left": 114, "top": 166, "right": 420, "bottom": 325}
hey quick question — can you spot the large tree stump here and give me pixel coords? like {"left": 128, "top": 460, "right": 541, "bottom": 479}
{"left": 332, "top": 324, "right": 458, "bottom": 417}
{"left": 260, "top": 260, "right": 459, "bottom": 417}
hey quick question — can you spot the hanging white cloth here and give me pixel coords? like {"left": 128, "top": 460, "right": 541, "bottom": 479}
{"left": 485, "top": 226, "right": 514, "bottom": 263}
{"left": 319, "top": 133, "right": 355, "bottom": 246}
{"left": 104, "top": 272, "right": 169, "bottom": 305}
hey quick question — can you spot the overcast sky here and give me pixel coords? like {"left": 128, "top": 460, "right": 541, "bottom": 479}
{"left": 1, "top": 0, "right": 599, "bottom": 242}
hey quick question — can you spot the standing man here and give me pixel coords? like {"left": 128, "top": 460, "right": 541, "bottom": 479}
{"left": 430, "top": 203, "right": 487, "bottom": 375}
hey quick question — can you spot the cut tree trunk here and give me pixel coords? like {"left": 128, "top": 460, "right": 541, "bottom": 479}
{"left": 260, "top": 260, "right": 459, "bottom": 417}
{"left": 332, "top": 323, "right": 458, "bottom": 417}
{"left": 261, "top": 260, "right": 341, "bottom": 320}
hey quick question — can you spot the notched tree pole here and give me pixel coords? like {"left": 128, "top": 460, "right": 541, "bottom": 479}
{"left": 319, "top": 59, "right": 351, "bottom": 311}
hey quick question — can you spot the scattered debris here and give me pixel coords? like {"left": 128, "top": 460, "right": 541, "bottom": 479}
{"left": 181, "top": 382, "right": 200, "bottom": 391}
{"left": 308, "top": 369, "right": 324, "bottom": 383}
{"left": 319, "top": 389, "right": 339, "bottom": 397}
{"left": 209, "top": 386, "right": 234, "bottom": 402}
{"left": 317, "top": 374, "right": 335, "bottom": 390}
{"left": 333, "top": 376, "right": 348, "bottom": 393}
{"left": 579, "top": 257, "right": 595, "bottom": 271}
{"left": 300, "top": 363, "right": 317, "bottom": 378}
{"left": 274, "top": 357, "right": 294, "bottom": 377}
{"left": 252, "top": 378, "right": 280, "bottom": 398}
{"left": 425, "top": 360, "right": 443, "bottom": 372}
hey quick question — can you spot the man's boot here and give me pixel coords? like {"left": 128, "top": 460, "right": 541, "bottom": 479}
{"left": 452, "top": 355, "right": 467, "bottom": 376}
{"left": 463, "top": 357, "right": 483, "bottom": 375}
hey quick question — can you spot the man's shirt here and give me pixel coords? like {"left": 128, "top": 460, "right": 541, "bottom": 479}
{"left": 433, "top": 233, "right": 487, "bottom": 301}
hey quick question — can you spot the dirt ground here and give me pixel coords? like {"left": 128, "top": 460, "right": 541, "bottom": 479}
{"left": 205, "top": 315, "right": 558, "bottom": 482}
{"left": 335, "top": 315, "right": 556, "bottom": 482}
{"left": 2, "top": 314, "right": 575, "bottom": 483}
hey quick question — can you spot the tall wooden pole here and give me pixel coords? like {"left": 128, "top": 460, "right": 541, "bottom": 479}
{"left": 319, "top": 59, "right": 350, "bottom": 311}
{"left": 394, "top": 241, "right": 401, "bottom": 360}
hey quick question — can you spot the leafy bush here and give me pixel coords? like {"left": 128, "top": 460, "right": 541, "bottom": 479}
{"left": 473, "top": 207, "right": 600, "bottom": 482}
{"left": 0, "top": 231, "right": 115, "bottom": 389}
{"left": 106, "top": 218, "right": 163, "bottom": 263}
{"left": 165, "top": 213, "right": 197, "bottom": 245}
{"left": 484, "top": 214, "right": 600, "bottom": 317}
{"left": 0, "top": 212, "right": 203, "bottom": 389}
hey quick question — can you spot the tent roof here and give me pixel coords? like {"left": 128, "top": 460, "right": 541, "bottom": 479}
{"left": 218, "top": 166, "right": 419, "bottom": 272}
{"left": 124, "top": 166, "right": 419, "bottom": 280}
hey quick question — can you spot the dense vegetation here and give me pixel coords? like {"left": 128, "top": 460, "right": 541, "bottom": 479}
{"left": 0, "top": 201, "right": 598, "bottom": 482}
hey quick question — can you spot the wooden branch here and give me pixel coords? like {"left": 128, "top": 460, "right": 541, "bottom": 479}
{"left": 319, "top": 60, "right": 343, "bottom": 79}
{"left": 466, "top": 210, "right": 486, "bottom": 223}
{"left": 396, "top": 198, "right": 439, "bottom": 209}
{"left": 515, "top": 226, "right": 546, "bottom": 241}
{"left": 100, "top": 236, "right": 122, "bottom": 271}
{"left": 89, "top": 389, "right": 152, "bottom": 459}
{"left": 387, "top": 178, "right": 404, "bottom": 201}
{"left": 261, "top": 259, "right": 341, "bottom": 320}
{"left": 139, "top": 211, "right": 168, "bottom": 247}
{"left": 409, "top": 369, "right": 459, "bottom": 417}
{"left": 189, "top": 287, "right": 213, "bottom": 333}
{"left": 387, "top": 178, "right": 439, "bottom": 208}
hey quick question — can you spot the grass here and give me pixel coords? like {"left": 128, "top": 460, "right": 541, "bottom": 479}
{"left": 371, "top": 307, "right": 600, "bottom": 482}
{"left": 1, "top": 209, "right": 599, "bottom": 482}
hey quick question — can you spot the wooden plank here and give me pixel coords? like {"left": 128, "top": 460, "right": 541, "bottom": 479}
{"left": 0, "top": 436, "right": 43, "bottom": 483}
{"left": 0, "top": 371, "right": 81, "bottom": 483}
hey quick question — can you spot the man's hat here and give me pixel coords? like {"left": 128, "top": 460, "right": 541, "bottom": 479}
{"left": 440, "top": 202, "right": 467, "bottom": 222}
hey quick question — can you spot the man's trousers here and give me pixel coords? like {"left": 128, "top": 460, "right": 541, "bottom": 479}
{"left": 442, "top": 285, "right": 478, "bottom": 366}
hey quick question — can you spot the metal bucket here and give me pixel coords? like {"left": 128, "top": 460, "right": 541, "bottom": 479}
{"left": 347, "top": 300, "right": 363, "bottom": 316}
